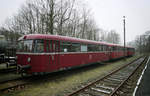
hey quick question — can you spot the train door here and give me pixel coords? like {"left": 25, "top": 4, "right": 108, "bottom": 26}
{"left": 48, "top": 40, "right": 59, "bottom": 71}
{"left": 108, "top": 46, "right": 112, "bottom": 60}
{"left": 52, "top": 40, "right": 59, "bottom": 68}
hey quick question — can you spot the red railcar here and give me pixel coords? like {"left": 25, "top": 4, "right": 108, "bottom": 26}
{"left": 16, "top": 34, "right": 135, "bottom": 75}
{"left": 127, "top": 47, "right": 135, "bottom": 56}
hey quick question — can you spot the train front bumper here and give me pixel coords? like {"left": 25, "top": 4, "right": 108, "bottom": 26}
{"left": 17, "top": 64, "right": 31, "bottom": 73}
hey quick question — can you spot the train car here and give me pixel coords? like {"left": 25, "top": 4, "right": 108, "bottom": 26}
{"left": 108, "top": 43, "right": 128, "bottom": 60}
{"left": 127, "top": 47, "right": 135, "bottom": 56}
{"left": 16, "top": 34, "right": 134, "bottom": 75}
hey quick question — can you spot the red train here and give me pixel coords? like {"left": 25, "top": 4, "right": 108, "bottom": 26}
{"left": 16, "top": 34, "right": 135, "bottom": 75}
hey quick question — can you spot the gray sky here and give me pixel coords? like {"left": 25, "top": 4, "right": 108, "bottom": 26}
{"left": 0, "top": 0, "right": 26, "bottom": 25}
{"left": 0, "top": 0, "right": 150, "bottom": 43}
{"left": 86, "top": 0, "right": 150, "bottom": 42}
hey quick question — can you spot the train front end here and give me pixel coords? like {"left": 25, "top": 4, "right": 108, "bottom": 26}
{"left": 16, "top": 35, "right": 46, "bottom": 75}
{"left": 16, "top": 36, "right": 33, "bottom": 75}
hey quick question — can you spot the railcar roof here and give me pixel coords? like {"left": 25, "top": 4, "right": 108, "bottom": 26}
{"left": 19, "top": 34, "right": 106, "bottom": 45}
{"left": 19, "top": 34, "right": 133, "bottom": 48}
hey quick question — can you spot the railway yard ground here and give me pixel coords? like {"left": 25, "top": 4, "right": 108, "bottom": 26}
{"left": 0, "top": 55, "right": 147, "bottom": 96}
{"left": 0, "top": 64, "right": 19, "bottom": 82}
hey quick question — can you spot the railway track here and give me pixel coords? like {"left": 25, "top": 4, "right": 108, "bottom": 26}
{"left": 0, "top": 67, "right": 17, "bottom": 74}
{"left": 0, "top": 81, "right": 28, "bottom": 92}
{"left": 0, "top": 77, "right": 23, "bottom": 84}
{"left": 67, "top": 56, "right": 147, "bottom": 96}
{"left": 0, "top": 76, "right": 32, "bottom": 92}
{"left": 0, "top": 71, "right": 67, "bottom": 93}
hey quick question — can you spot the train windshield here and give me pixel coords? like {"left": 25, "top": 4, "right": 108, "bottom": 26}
{"left": 17, "top": 40, "right": 44, "bottom": 53}
{"left": 33, "top": 40, "right": 44, "bottom": 53}
{"left": 17, "top": 40, "right": 33, "bottom": 52}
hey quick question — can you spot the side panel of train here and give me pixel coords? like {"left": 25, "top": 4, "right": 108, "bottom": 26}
{"left": 17, "top": 52, "right": 110, "bottom": 74}
{"left": 127, "top": 48, "right": 135, "bottom": 56}
{"left": 110, "top": 51, "right": 124, "bottom": 59}
{"left": 59, "top": 52, "right": 109, "bottom": 68}
{"left": 110, "top": 46, "right": 127, "bottom": 59}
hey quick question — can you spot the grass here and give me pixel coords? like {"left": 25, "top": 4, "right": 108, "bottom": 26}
{"left": 2, "top": 55, "right": 140, "bottom": 96}
{"left": 0, "top": 63, "right": 20, "bottom": 83}
{"left": 0, "top": 64, "right": 7, "bottom": 69}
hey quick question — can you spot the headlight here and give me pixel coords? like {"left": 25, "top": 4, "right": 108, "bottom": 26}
{"left": 27, "top": 57, "right": 31, "bottom": 62}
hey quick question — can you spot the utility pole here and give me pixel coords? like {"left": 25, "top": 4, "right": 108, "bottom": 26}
{"left": 123, "top": 16, "right": 126, "bottom": 58}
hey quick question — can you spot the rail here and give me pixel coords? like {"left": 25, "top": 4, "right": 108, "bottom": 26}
{"left": 66, "top": 56, "right": 147, "bottom": 96}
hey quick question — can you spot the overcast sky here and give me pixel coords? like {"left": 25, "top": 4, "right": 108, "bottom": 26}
{"left": 86, "top": 0, "right": 150, "bottom": 42}
{"left": 0, "top": 0, "right": 150, "bottom": 43}
{"left": 0, "top": 0, "right": 26, "bottom": 25}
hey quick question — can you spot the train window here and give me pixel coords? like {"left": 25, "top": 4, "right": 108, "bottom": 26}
{"left": 101, "top": 45, "right": 104, "bottom": 51}
{"left": 81, "top": 44, "right": 87, "bottom": 52}
{"left": 17, "top": 41, "right": 24, "bottom": 52}
{"left": 60, "top": 42, "right": 71, "bottom": 52}
{"left": 71, "top": 43, "right": 80, "bottom": 52}
{"left": 46, "top": 40, "right": 49, "bottom": 52}
{"left": 46, "top": 40, "right": 59, "bottom": 52}
{"left": 116, "top": 47, "right": 118, "bottom": 51}
{"left": 112, "top": 47, "right": 116, "bottom": 51}
{"left": 103, "top": 45, "right": 106, "bottom": 51}
{"left": 122, "top": 47, "right": 124, "bottom": 51}
{"left": 88, "top": 44, "right": 95, "bottom": 52}
{"left": 105, "top": 45, "right": 108, "bottom": 51}
{"left": 95, "top": 45, "right": 99, "bottom": 51}
{"left": 99, "top": 45, "right": 103, "bottom": 51}
{"left": 119, "top": 47, "right": 120, "bottom": 51}
{"left": 108, "top": 46, "right": 112, "bottom": 51}
{"left": 115, "top": 47, "right": 117, "bottom": 51}
{"left": 17, "top": 40, "right": 33, "bottom": 52}
{"left": 118, "top": 47, "right": 120, "bottom": 51}
{"left": 123, "top": 48, "right": 125, "bottom": 51}
{"left": 55, "top": 41, "right": 59, "bottom": 52}
{"left": 53, "top": 42, "right": 55, "bottom": 51}
{"left": 46, "top": 40, "right": 52, "bottom": 52}
{"left": 121, "top": 47, "right": 124, "bottom": 51}
{"left": 49, "top": 41, "right": 52, "bottom": 52}
{"left": 102, "top": 45, "right": 104, "bottom": 51}
{"left": 98, "top": 45, "right": 102, "bottom": 51}
{"left": 34, "top": 40, "right": 44, "bottom": 53}
{"left": 120, "top": 47, "right": 122, "bottom": 51}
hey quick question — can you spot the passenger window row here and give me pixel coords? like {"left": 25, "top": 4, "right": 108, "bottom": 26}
{"left": 45, "top": 40, "right": 135, "bottom": 53}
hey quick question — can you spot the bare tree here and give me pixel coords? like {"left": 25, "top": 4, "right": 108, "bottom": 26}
{"left": 1, "top": 0, "right": 120, "bottom": 44}
{"left": 55, "top": 0, "right": 75, "bottom": 35}
{"left": 106, "top": 30, "right": 120, "bottom": 44}
{"left": 130, "top": 30, "right": 150, "bottom": 54}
